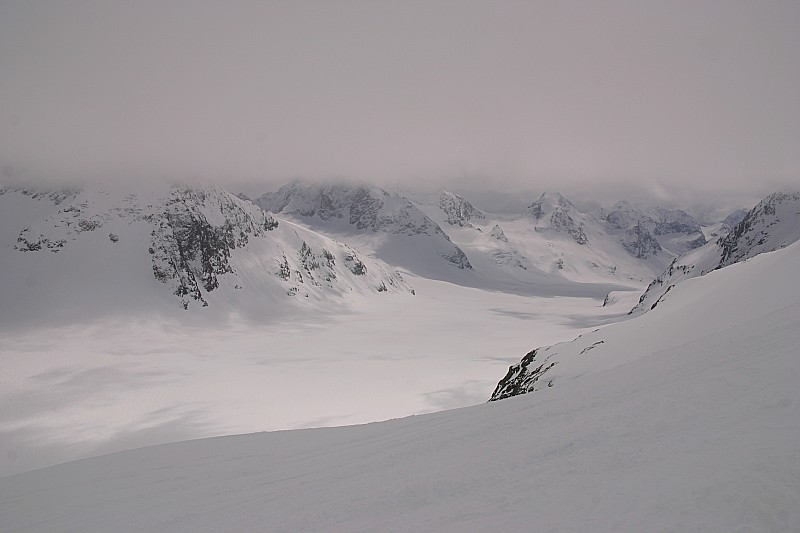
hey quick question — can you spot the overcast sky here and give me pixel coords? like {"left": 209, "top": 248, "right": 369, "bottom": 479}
{"left": 1, "top": 0, "right": 798, "bottom": 201}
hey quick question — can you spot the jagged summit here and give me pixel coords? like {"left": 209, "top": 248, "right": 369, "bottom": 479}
{"left": 523, "top": 192, "right": 587, "bottom": 245}
{"left": 523, "top": 192, "right": 575, "bottom": 220}
{"left": 438, "top": 190, "right": 484, "bottom": 227}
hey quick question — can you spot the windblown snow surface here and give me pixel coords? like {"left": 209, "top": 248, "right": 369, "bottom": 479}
{"left": 3, "top": 240, "right": 799, "bottom": 532}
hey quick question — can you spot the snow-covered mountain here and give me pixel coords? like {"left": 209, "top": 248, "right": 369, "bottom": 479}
{"left": 411, "top": 190, "right": 702, "bottom": 290}
{"left": 4, "top": 236, "right": 799, "bottom": 532}
{"left": 252, "top": 183, "right": 731, "bottom": 295}
{"left": 599, "top": 201, "right": 707, "bottom": 258}
{"left": 629, "top": 191, "right": 800, "bottom": 316}
{"left": 524, "top": 192, "right": 589, "bottom": 244}
{"left": 0, "top": 185, "right": 413, "bottom": 326}
{"left": 255, "top": 181, "right": 472, "bottom": 278}
{"left": 437, "top": 190, "right": 485, "bottom": 227}
{"left": 491, "top": 191, "right": 800, "bottom": 400}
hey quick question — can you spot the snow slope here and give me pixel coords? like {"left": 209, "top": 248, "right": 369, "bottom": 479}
{"left": 0, "top": 265, "right": 627, "bottom": 478}
{"left": 3, "top": 239, "right": 799, "bottom": 532}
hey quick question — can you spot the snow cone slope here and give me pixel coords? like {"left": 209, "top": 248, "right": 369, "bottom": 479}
{"left": 3, "top": 241, "right": 799, "bottom": 531}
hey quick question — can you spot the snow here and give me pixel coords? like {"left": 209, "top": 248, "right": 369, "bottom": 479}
{"left": 2, "top": 241, "right": 799, "bottom": 532}
{"left": 0, "top": 273, "right": 628, "bottom": 478}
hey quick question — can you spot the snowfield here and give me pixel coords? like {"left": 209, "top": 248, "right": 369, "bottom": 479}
{"left": 2, "top": 239, "right": 798, "bottom": 531}
{"left": 0, "top": 185, "right": 638, "bottom": 478}
{"left": 0, "top": 274, "right": 631, "bottom": 478}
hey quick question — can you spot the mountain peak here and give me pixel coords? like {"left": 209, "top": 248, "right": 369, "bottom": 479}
{"left": 523, "top": 192, "right": 575, "bottom": 220}
{"left": 521, "top": 192, "right": 587, "bottom": 244}
{"left": 438, "top": 190, "right": 484, "bottom": 227}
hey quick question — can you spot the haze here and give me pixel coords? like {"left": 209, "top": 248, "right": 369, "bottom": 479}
{"left": 1, "top": 0, "right": 799, "bottom": 201}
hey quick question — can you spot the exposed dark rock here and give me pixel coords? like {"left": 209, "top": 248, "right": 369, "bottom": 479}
{"left": 438, "top": 191, "right": 484, "bottom": 227}
{"left": 149, "top": 187, "right": 279, "bottom": 309}
{"left": 344, "top": 252, "right": 367, "bottom": 275}
{"left": 622, "top": 222, "right": 661, "bottom": 259}
{"left": 489, "top": 348, "right": 558, "bottom": 401}
{"left": 717, "top": 193, "right": 800, "bottom": 268}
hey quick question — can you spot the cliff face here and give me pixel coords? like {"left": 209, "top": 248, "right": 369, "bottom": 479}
{"left": 717, "top": 192, "right": 800, "bottom": 268}
{"left": 438, "top": 190, "right": 485, "bottom": 227}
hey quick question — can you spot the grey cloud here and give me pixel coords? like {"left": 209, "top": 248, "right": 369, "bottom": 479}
{"left": 1, "top": 1, "right": 798, "bottom": 199}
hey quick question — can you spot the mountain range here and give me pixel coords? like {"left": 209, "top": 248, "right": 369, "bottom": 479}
{"left": 2, "top": 180, "right": 745, "bottom": 321}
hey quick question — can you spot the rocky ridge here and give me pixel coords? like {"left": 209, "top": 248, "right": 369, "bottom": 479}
{"left": 438, "top": 190, "right": 485, "bottom": 227}
{"left": 629, "top": 191, "right": 800, "bottom": 316}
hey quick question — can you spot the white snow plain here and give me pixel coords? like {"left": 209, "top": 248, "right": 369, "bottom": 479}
{"left": 2, "top": 238, "right": 798, "bottom": 531}
{"left": 0, "top": 274, "right": 635, "bottom": 478}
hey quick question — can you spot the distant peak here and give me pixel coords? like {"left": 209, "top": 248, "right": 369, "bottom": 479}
{"left": 438, "top": 190, "right": 484, "bottom": 226}
{"left": 539, "top": 192, "right": 574, "bottom": 208}
{"left": 524, "top": 191, "right": 574, "bottom": 219}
